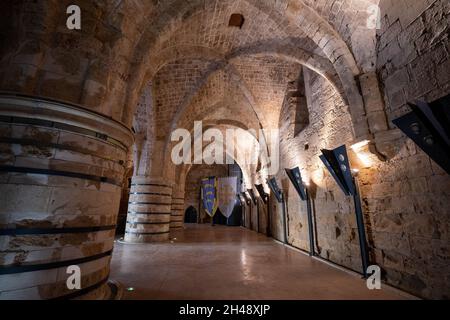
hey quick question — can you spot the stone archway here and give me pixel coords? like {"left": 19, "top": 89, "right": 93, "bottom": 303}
{"left": 184, "top": 206, "right": 198, "bottom": 224}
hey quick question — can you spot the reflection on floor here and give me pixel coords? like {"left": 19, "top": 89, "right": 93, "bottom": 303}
{"left": 110, "top": 224, "right": 408, "bottom": 300}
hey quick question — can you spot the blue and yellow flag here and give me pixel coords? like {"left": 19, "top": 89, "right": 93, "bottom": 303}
{"left": 201, "top": 177, "right": 218, "bottom": 217}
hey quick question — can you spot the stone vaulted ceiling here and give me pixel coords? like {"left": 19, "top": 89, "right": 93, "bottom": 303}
{"left": 0, "top": 0, "right": 383, "bottom": 182}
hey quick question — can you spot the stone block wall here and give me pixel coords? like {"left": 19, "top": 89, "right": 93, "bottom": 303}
{"left": 0, "top": 0, "right": 152, "bottom": 125}
{"left": 272, "top": 43, "right": 450, "bottom": 298}
{"left": 360, "top": 142, "right": 450, "bottom": 299}
{"left": 373, "top": 0, "right": 450, "bottom": 298}
{"left": 377, "top": 0, "right": 450, "bottom": 121}
{"left": 274, "top": 67, "right": 358, "bottom": 269}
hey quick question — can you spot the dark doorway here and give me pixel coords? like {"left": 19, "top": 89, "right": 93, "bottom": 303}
{"left": 213, "top": 209, "right": 228, "bottom": 225}
{"left": 212, "top": 205, "right": 242, "bottom": 226}
{"left": 227, "top": 202, "right": 242, "bottom": 226}
{"left": 184, "top": 206, "right": 197, "bottom": 223}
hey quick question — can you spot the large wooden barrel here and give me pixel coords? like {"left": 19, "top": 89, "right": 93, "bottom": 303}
{"left": 124, "top": 177, "right": 172, "bottom": 242}
{"left": 0, "top": 95, "right": 133, "bottom": 299}
{"left": 170, "top": 189, "right": 185, "bottom": 230}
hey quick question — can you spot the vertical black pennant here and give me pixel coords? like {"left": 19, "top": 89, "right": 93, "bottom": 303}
{"left": 319, "top": 149, "right": 350, "bottom": 196}
{"left": 255, "top": 184, "right": 268, "bottom": 203}
{"left": 332, "top": 145, "right": 355, "bottom": 195}
{"left": 393, "top": 100, "right": 450, "bottom": 175}
{"left": 267, "top": 178, "right": 283, "bottom": 203}
{"left": 285, "top": 167, "right": 307, "bottom": 200}
{"left": 320, "top": 146, "right": 370, "bottom": 276}
{"left": 247, "top": 189, "right": 257, "bottom": 205}
{"left": 429, "top": 95, "right": 450, "bottom": 140}
{"left": 241, "top": 192, "right": 249, "bottom": 205}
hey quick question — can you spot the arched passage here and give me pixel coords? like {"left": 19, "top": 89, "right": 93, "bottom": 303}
{"left": 184, "top": 206, "right": 198, "bottom": 224}
{"left": 0, "top": 0, "right": 448, "bottom": 301}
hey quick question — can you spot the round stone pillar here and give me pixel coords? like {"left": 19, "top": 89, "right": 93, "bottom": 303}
{"left": 0, "top": 95, "right": 133, "bottom": 299}
{"left": 170, "top": 189, "right": 185, "bottom": 230}
{"left": 124, "top": 177, "right": 172, "bottom": 242}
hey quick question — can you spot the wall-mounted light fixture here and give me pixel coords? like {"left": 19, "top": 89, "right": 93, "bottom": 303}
{"left": 392, "top": 99, "right": 450, "bottom": 174}
{"left": 285, "top": 167, "right": 307, "bottom": 200}
{"left": 255, "top": 184, "right": 268, "bottom": 203}
{"left": 350, "top": 139, "right": 373, "bottom": 168}
{"left": 247, "top": 189, "right": 257, "bottom": 205}
{"left": 319, "top": 145, "right": 355, "bottom": 196}
{"left": 267, "top": 177, "right": 283, "bottom": 203}
{"left": 266, "top": 177, "right": 287, "bottom": 244}
{"left": 241, "top": 192, "right": 250, "bottom": 205}
{"left": 285, "top": 167, "right": 315, "bottom": 256}
{"left": 256, "top": 183, "right": 272, "bottom": 236}
{"left": 319, "top": 145, "right": 370, "bottom": 277}
{"left": 237, "top": 194, "right": 248, "bottom": 228}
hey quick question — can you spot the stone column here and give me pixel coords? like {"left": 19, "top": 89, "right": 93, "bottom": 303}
{"left": 170, "top": 188, "right": 185, "bottom": 230}
{"left": 0, "top": 95, "right": 133, "bottom": 299}
{"left": 124, "top": 177, "right": 172, "bottom": 242}
{"left": 116, "top": 164, "right": 134, "bottom": 235}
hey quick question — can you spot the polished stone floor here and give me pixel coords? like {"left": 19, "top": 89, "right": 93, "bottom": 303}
{"left": 110, "top": 224, "right": 409, "bottom": 300}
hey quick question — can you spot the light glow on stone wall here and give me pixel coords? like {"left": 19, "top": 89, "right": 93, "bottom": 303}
{"left": 350, "top": 140, "right": 377, "bottom": 168}
{"left": 311, "top": 166, "right": 325, "bottom": 189}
